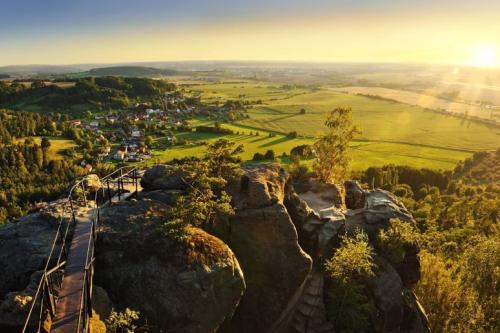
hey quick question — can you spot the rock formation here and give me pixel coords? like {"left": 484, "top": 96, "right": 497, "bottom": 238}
{"left": 95, "top": 200, "right": 245, "bottom": 333}
{"left": 215, "top": 164, "right": 313, "bottom": 333}
{"left": 0, "top": 163, "right": 431, "bottom": 333}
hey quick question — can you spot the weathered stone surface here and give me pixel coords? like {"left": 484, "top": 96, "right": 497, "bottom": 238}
{"left": 229, "top": 163, "right": 288, "bottom": 210}
{"left": 0, "top": 271, "right": 42, "bottom": 331}
{"left": 369, "top": 257, "right": 405, "bottom": 333}
{"left": 137, "top": 189, "right": 183, "bottom": 206}
{"left": 294, "top": 178, "right": 344, "bottom": 211}
{"left": 396, "top": 244, "right": 421, "bottom": 288}
{"left": 345, "top": 189, "right": 414, "bottom": 239}
{"left": 218, "top": 164, "right": 312, "bottom": 333}
{"left": 344, "top": 180, "right": 366, "bottom": 209}
{"left": 140, "top": 165, "right": 186, "bottom": 191}
{"left": 95, "top": 200, "right": 245, "bottom": 333}
{"left": 0, "top": 211, "right": 63, "bottom": 299}
{"left": 401, "top": 290, "right": 432, "bottom": 333}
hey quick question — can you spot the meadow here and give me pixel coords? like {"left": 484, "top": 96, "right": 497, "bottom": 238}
{"left": 13, "top": 137, "right": 76, "bottom": 159}
{"left": 331, "top": 86, "right": 499, "bottom": 121}
{"left": 179, "top": 81, "right": 499, "bottom": 170}
{"left": 146, "top": 120, "right": 472, "bottom": 170}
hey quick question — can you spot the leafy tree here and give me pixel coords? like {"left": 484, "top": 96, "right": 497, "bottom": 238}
{"left": 41, "top": 137, "right": 51, "bottom": 150}
{"left": 459, "top": 238, "right": 500, "bottom": 331}
{"left": 324, "top": 230, "right": 376, "bottom": 332}
{"left": 264, "top": 149, "right": 275, "bottom": 160}
{"left": 204, "top": 138, "right": 243, "bottom": 180}
{"left": 377, "top": 218, "right": 418, "bottom": 265}
{"left": 313, "top": 107, "right": 359, "bottom": 183}
{"left": 415, "top": 251, "right": 485, "bottom": 333}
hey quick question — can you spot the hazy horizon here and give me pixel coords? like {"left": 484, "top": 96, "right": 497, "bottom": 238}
{"left": 2, "top": 0, "right": 499, "bottom": 68}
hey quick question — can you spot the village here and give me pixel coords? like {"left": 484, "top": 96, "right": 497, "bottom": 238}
{"left": 72, "top": 95, "right": 198, "bottom": 167}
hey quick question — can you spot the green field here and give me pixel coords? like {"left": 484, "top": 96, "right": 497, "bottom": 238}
{"left": 182, "top": 81, "right": 500, "bottom": 170}
{"left": 13, "top": 137, "right": 76, "bottom": 159}
{"left": 145, "top": 120, "right": 472, "bottom": 170}
{"left": 330, "top": 86, "right": 499, "bottom": 121}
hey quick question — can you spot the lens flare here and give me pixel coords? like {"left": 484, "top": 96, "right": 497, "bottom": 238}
{"left": 471, "top": 45, "right": 497, "bottom": 67}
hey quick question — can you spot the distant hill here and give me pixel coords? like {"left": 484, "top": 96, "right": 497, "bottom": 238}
{"left": 0, "top": 65, "right": 83, "bottom": 76}
{"left": 84, "top": 66, "right": 177, "bottom": 77}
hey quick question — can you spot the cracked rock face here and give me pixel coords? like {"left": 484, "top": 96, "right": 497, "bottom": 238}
{"left": 95, "top": 200, "right": 245, "bottom": 333}
{"left": 0, "top": 207, "right": 69, "bottom": 332}
{"left": 217, "top": 164, "right": 313, "bottom": 333}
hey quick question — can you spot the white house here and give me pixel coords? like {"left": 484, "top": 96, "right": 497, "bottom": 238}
{"left": 113, "top": 151, "right": 126, "bottom": 160}
{"left": 131, "top": 129, "right": 141, "bottom": 138}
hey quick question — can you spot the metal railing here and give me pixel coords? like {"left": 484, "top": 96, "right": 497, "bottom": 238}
{"left": 22, "top": 166, "right": 139, "bottom": 333}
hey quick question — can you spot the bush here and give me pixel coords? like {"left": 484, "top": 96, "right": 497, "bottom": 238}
{"left": 324, "top": 231, "right": 376, "bottom": 332}
{"left": 106, "top": 308, "right": 140, "bottom": 333}
{"left": 264, "top": 149, "right": 275, "bottom": 160}
{"left": 157, "top": 218, "right": 189, "bottom": 243}
{"left": 195, "top": 125, "right": 233, "bottom": 135}
{"left": 377, "top": 218, "right": 418, "bottom": 265}
{"left": 252, "top": 152, "right": 265, "bottom": 161}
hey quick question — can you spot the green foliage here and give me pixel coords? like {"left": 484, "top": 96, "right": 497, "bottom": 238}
{"left": 204, "top": 138, "right": 243, "bottom": 180}
{"left": 313, "top": 107, "right": 359, "bottom": 183}
{"left": 156, "top": 218, "right": 189, "bottom": 243}
{"left": 0, "top": 139, "right": 83, "bottom": 223}
{"left": 377, "top": 219, "right": 418, "bottom": 265}
{"left": 0, "top": 77, "right": 176, "bottom": 114}
{"left": 252, "top": 149, "right": 275, "bottom": 161}
{"left": 324, "top": 231, "right": 376, "bottom": 332}
{"left": 416, "top": 251, "right": 486, "bottom": 333}
{"left": 459, "top": 238, "right": 500, "bottom": 331}
{"left": 158, "top": 139, "right": 241, "bottom": 232}
{"left": 106, "top": 308, "right": 140, "bottom": 333}
{"left": 325, "top": 231, "right": 376, "bottom": 283}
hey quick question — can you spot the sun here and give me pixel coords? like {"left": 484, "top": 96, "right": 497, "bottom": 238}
{"left": 471, "top": 45, "right": 497, "bottom": 68}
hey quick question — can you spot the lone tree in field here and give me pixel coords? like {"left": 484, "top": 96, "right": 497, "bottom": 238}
{"left": 313, "top": 107, "right": 358, "bottom": 183}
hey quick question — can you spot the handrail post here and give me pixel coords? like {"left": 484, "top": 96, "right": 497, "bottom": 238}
{"left": 43, "top": 273, "right": 56, "bottom": 317}
{"left": 70, "top": 197, "right": 76, "bottom": 224}
{"left": 81, "top": 181, "right": 87, "bottom": 207}
{"left": 135, "top": 168, "right": 138, "bottom": 195}
{"left": 107, "top": 179, "right": 111, "bottom": 203}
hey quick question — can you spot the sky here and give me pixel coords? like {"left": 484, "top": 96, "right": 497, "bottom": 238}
{"left": 1, "top": 0, "right": 499, "bottom": 67}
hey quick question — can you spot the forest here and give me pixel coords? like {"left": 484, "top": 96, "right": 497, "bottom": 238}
{"left": 0, "top": 110, "right": 85, "bottom": 223}
{"left": 359, "top": 151, "right": 499, "bottom": 332}
{"left": 0, "top": 76, "right": 176, "bottom": 113}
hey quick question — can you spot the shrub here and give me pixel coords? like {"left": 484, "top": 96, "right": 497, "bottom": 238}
{"left": 253, "top": 152, "right": 264, "bottom": 161}
{"left": 157, "top": 218, "right": 189, "bottom": 243}
{"left": 106, "top": 308, "right": 140, "bottom": 333}
{"left": 324, "top": 231, "right": 376, "bottom": 332}
{"left": 264, "top": 149, "right": 275, "bottom": 160}
{"left": 377, "top": 218, "right": 418, "bottom": 265}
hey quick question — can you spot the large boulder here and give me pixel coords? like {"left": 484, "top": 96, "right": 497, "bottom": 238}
{"left": 345, "top": 189, "right": 414, "bottom": 240}
{"left": 344, "top": 180, "right": 366, "bottom": 209}
{"left": 140, "top": 165, "right": 186, "bottom": 191}
{"left": 216, "top": 164, "right": 312, "bottom": 333}
{"left": 95, "top": 200, "right": 245, "bottom": 333}
{"left": 0, "top": 210, "right": 64, "bottom": 299}
{"left": 369, "top": 257, "right": 405, "bottom": 333}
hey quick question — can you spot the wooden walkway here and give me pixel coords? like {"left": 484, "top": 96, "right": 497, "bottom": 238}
{"left": 51, "top": 186, "right": 139, "bottom": 332}
{"left": 51, "top": 212, "right": 94, "bottom": 333}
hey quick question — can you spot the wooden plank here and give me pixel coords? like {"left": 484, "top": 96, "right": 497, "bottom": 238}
{"left": 51, "top": 215, "right": 93, "bottom": 333}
